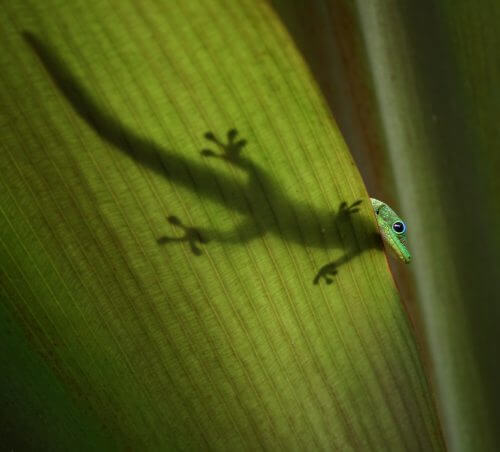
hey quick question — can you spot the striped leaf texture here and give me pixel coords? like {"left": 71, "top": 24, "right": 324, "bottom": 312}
{"left": 0, "top": 0, "right": 443, "bottom": 450}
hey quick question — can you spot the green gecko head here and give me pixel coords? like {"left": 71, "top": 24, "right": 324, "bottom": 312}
{"left": 370, "top": 198, "right": 412, "bottom": 263}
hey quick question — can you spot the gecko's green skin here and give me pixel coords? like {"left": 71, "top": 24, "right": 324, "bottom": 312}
{"left": 370, "top": 198, "right": 411, "bottom": 263}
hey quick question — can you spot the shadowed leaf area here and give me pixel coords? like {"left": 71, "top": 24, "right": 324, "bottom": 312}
{"left": 24, "top": 31, "right": 380, "bottom": 283}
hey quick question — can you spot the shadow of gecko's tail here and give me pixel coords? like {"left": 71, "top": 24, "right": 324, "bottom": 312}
{"left": 23, "top": 31, "right": 172, "bottom": 175}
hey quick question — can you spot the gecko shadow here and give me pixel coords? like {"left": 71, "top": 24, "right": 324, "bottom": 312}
{"left": 23, "top": 31, "right": 383, "bottom": 284}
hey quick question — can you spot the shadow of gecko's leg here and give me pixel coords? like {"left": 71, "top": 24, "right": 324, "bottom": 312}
{"left": 313, "top": 252, "right": 356, "bottom": 285}
{"left": 313, "top": 199, "right": 364, "bottom": 284}
{"left": 157, "top": 216, "right": 209, "bottom": 256}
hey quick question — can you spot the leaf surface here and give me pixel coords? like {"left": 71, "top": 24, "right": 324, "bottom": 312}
{"left": 0, "top": 0, "right": 443, "bottom": 449}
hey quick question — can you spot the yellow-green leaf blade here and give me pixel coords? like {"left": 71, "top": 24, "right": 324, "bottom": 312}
{"left": 0, "top": 0, "right": 443, "bottom": 449}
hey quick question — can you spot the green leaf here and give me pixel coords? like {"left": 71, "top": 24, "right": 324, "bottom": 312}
{"left": 0, "top": 0, "right": 443, "bottom": 449}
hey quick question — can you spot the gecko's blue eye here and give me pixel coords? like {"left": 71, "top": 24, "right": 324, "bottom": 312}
{"left": 392, "top": 221, "right": 406, "bottom": 234}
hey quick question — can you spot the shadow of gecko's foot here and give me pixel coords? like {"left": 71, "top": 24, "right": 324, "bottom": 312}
{"left": 201, "top": 128, "right": 247, "bottom": 163}
{"left": 313, "top": 262, "right": 339, "bottom": 285}
{"left": 157, "top": 215, "right": 209, "bottom": 256}
{"left": 337, "top": 199, "right": 362, "bottom": 220}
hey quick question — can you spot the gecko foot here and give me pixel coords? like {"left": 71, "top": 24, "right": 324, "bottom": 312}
{"left": 157, "top": 215, "right": 209, "bottom": 256}
{"left": 201, "top": 128, "right": 247, "bottom": 162}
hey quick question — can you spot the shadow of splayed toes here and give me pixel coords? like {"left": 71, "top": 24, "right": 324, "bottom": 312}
{"left": 157, "top": 216, "right": 209, "bottom": 256}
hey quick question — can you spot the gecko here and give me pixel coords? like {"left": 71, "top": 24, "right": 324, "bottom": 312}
{"left": 312, "top": 198, "right": 410, "bottom": 284}
{"left": 371, "top": 198, "right": 411, "bottom": 263}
